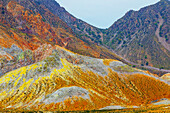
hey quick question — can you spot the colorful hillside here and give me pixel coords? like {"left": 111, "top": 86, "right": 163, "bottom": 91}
{"left": 0, "top": 0, "right": 169, "bottom": 112}
{"left": 0, "top": 45, "right": 169, "bottom": 111}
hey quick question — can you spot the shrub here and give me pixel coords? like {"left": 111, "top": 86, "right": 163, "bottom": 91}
{"left": 132, "top": 65, "right": 136, "bottom": 67}
{"left": 146, "top": 62, "right": 149, "bottom": 66}
{"left": 1, "top": 11, "right": 5, "bottom": 14}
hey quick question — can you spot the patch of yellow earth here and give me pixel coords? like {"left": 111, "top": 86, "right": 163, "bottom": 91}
{"left": 161, "top": 73, "right": 170, "bottom": 82}
{"left": 142, "top": 71, "right": 159, "bottom": 77}
{"left": 103, "top": 59, "right": 118, "bottom": 66}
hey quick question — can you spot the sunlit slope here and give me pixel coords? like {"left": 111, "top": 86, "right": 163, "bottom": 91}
{"left": 0, "top": 46, "right": 169, "bottom": 111}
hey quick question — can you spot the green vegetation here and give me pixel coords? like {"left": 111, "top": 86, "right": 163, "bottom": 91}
{"left": 146, "top": 62, "right": 149, "bottom": 66}
{"left": 42, "top": 18, "right": 46, "bottom": 22}
{"left": 1, "top": 10, "right": 5, "bottom": 14}
{"left": 132, "top": 65, "right": 136, "bottom": 67}
{"left": 160, "top": 67, "right": 164, "bottom": 69}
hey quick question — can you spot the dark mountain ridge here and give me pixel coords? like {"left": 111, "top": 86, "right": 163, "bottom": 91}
{"left": 105, "top": 0, "right": 170, "bottom": 69}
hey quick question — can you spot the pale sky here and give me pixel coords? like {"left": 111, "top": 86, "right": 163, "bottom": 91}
{"left": 56, "top": 0, "right": 160, "bottom": 28}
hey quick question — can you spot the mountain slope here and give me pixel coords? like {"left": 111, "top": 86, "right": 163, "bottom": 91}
{"left": 27, "top": 0, "right": 104, "bottom": 46}
{"left": 35, "top": 0, "right": 170, "bottom": 70}
{"left": 104, "top": 0, "right": 170, "bottom": 69}
{"left": 0, "top": 0, "right": 124, "bottom": 76}
{"left": 0, "top": 45, "right": 169, "bottom": 111}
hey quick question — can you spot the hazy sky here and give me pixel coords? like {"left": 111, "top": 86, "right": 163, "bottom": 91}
{"left": 56, "top": 0, "right": 160, "bottom": 28}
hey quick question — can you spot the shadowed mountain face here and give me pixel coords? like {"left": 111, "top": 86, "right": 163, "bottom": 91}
{"left": 32, "top": 0, "right": 170, "bottom": 70}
